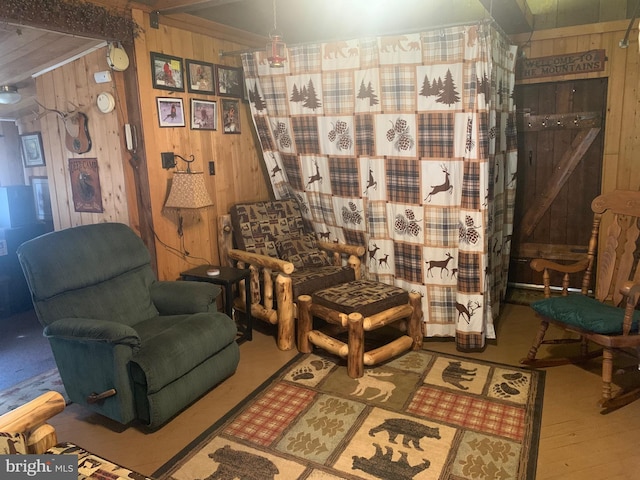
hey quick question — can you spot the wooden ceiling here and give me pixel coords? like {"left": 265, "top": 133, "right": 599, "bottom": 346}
{"left": 0, "top": 0, "right": 635, "bottom": 122}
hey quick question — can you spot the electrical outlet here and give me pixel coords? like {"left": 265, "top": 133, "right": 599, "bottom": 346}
{"left": 161, "top": 152, "right": 175, "bottom": 169}
{"left": 209, "top": 161, "right": 215, "bottom": 175}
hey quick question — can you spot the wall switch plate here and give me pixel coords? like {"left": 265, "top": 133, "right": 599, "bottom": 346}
{"left": 161, "top": 152, "right": 175, "bottom": 169}
{"left": 94, "top": 71, "right": 112, "bottom": 84}
{"left": 209, "top": 161, "right": 215, "bottom": 175}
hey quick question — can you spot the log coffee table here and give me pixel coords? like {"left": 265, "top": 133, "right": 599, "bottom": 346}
{"left": 297, "top": 279, "right": 423, "bottom": 378}
{"left": 180, "top": 265, "right": 252, "bottom": 343}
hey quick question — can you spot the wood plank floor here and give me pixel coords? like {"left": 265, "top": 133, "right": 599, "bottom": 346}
{"left": 48, "top": 303, "right": 640, "bottom": 479}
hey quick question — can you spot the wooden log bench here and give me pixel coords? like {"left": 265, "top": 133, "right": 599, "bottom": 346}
{"left": 297, "top": 280, "right": 424, "bottom": 378}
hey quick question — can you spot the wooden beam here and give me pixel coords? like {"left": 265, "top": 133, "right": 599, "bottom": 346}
{"left": 479, "top": 0, "right": 534, "bottom": 34}
{"left": 519, "top": 127, "right": 601, "bottom": 238}
{"left": 160, "top": 13, "right": 267, "bottom": 47}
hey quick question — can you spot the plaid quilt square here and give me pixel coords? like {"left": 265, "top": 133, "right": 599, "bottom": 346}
{"left": 322, "top": 71, "right": 354, "bottom": 114}
{"left": 281, "top": 153, "right": 303, "bottom": 191}
{"left": 380, "top": 65, "right": 416, "bottom": 111}
{"left": 386, "top": 158, "right": 420, "bottom": 204}
{"left": 417, "top": 113, "right": 454, "bottom": 158}
{"left": 422, "top": 27, "right": 465, "bottom": 63}
{"left": 394, "top": 242, "right": 423, "bottom": 283}
{"left": 367, "top": 201, "right": 389, "bottom": 238}
{"left": 461, "top": 161, "right": 481, "bottom": 210}
{"left": 329, "top": 157, "right": 360, "bottom": 197}
{"left": 259, "top": 76, "right": 289, "bottom": 116}
{"left": 456, "top": 252, "right": 482, "bottom": 293}
{"left": 291, "top": 117, "right": 321, "bottom": 154}
{"left": 355, "top": 114, "right": 375, "bottom": 156}
{"left": 426, "top": 285, "right": 457, "bottom": 324}
{"left": 288, "top": 44, "right": 322, "bottom": 74}
{"left": 424, "top": 207, "right": 459, "bottom": 247}
{"left": 254, "top": 116, "right": 275, "bottom": 152}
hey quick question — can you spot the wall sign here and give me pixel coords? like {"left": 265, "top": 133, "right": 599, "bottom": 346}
{"left": 69, "top": 158, "right": 103, "bottom": 213}
{"left": 518, "top": 49, "right": 606, "bottom": 79}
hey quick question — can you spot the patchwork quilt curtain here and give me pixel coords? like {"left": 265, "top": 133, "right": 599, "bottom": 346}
{"left": 241, "top": 23, "right": 518, "bottom": 350}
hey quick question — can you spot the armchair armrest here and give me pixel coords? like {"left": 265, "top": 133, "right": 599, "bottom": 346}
{"left": 0, "top": 391, "right": 65, "bottom": 454}
{"left": 317, "top": 241, "right": 365, "bottom": 257}
{"left": 152, "top": 281, "right": 221, "bottom": 314}
{"left": 229, "top": 248, "right": 295, "bottom": 274}
{"left": 43, "top": 318, "right": 140, "bottom": 348}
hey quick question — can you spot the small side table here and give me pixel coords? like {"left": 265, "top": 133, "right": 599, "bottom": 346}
{"left": 180, "top": 265, "right": 252, "bottom": 343}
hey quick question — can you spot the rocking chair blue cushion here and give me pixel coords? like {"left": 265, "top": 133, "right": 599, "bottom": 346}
{"left": 17, "top": 223, "right": 240, "bottom": 429}
{"left": 531, "top": 294, "right": 640, "bottom": 335}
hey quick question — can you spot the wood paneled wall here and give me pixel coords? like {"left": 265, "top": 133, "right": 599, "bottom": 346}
{"left": 512, "top": 19, "right": 640, "bottom": 194}
{"left": 33, "top": 47, "right": 132, "bottom": 230}
{"left": 131, "top": 10, "right": 270, "bottom": 280}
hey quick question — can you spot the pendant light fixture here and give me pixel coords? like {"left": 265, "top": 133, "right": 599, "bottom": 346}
{"left": 267, "top": 0, "right": 286, "bottom": 68}
{"left": 0, "top": 85, "right": 21, "bottom": 105}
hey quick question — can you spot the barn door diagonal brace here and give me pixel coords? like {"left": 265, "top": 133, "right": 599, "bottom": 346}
{"left": 520, "top": 127, "right": 601, "bottom": 238}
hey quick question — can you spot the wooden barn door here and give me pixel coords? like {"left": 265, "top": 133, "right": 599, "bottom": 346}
{"left": 510, "top": 78, "right": 607, "bottom": 289}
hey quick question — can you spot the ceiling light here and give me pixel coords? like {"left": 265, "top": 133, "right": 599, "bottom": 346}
{"left": 267, "top": 0, "right": 286, "bottom": 68}
{"left": 0, "top": 85, "right": 21, "bottom": 105}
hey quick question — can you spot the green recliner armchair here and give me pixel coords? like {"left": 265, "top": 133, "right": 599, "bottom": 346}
{"left": 17, "top": 222, "right": 240, "bottom": 429}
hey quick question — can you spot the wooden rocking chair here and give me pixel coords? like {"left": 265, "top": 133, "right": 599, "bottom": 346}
{"left": 521, "top": 190, "right": 640, "bottom": 412}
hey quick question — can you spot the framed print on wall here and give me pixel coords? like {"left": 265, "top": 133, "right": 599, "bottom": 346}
{"left": 190, "top": 99, "right": 217, "bottom": 130}
{"left": 20, "top": 132, "right": 46, "bottom": 167}
{"left": 186, "top": 59, "right": 215, "bottom": 94}
{"left": 215, "top": 65, "right": 244, "bottom": 98}
{"left": 151, "top": 52, "right": 184, "bottom": 92}
{"left": 31, "top": 177, "right": 52, "bottom": 221}
{"left": 222, "top": 99, "right": 240, "bottom": 134}
{"left": 157, "top": 97, "right": 185, "bottom": 127}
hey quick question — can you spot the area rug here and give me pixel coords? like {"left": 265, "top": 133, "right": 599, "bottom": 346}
{"left": 0, "top": 368, "right": 69, "bottom": 415}
{"left": 154, "top": 350, "right": 545, "bottom": 480}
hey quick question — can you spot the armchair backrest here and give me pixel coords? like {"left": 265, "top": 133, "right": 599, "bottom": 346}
{"left": 17, "top": 223, "right": 159, "bottom": 327}
{"left": 589, "top": 190, "right": 640, "bottom": 306}
{"left": 229, "top": 199, "right": 308, "bottom": 256}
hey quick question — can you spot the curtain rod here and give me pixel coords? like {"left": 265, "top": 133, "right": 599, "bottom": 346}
{"left": 219, "top": 17, "right": 508, "bottom": 59}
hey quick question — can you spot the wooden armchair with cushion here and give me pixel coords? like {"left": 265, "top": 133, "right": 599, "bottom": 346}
{"left": 522, "top": 190, "right": 640, "bottom": 411}
{"left": 218, "top": 199, "right": 365, "bottom": 350}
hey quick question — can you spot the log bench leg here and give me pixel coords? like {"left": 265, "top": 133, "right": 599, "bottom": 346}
{"left": 348, "top": 312, "right": 364, "bottom": 378}
{"left": 276, "top": 274, "right": 295, "bottom": 351}
{"left": 297, "top": 295, "right": 313, "bottom": 353}
{"left": 408, "top": 292, "right": 424, "bottom": 350}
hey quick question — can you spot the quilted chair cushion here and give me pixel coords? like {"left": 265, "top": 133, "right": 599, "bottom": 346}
{"left": 312, "top": 279, "right": 409, "bottom": 317}
{"left": 229, "top": 200, "right": 306, "bottom": 256}
{"left": 276, "top": 233, "right": 332, "bottom": 269}
{"left": 531, "top": 294, "right": 640, "bottom": 334}
{"left": 290, "top": 265, "right": 355, "bottom": 299}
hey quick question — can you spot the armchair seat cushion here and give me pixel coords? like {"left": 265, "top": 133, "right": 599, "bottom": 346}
{"left": 131, "top": 312, "right": 238, "bottom": 393}
{"left": 290, "top": 266, "right": 355, "bottom": 299}
{"left": 531, "top": 294, "right": 640, "bottom": 334}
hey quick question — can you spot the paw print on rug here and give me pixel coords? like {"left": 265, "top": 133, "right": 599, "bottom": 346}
{"left": 502, "top": 372, "right": 528, "bottom": 387}
{"left": 291, "top": 366, "right": 315, "bottom": 381}
{"left": 492, "top": 382, "right": 521, "bottom": 398}
{"left": 310, "top": 358, "right": 333, "bottom": 371}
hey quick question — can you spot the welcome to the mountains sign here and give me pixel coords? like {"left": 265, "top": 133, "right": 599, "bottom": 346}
{"left": 518, "top": 49, "right": 606, "bottom": 79}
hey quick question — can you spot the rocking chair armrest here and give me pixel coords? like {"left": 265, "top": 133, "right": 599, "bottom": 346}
{"left": 620, "top": 281, "right": 640, "bottom": 305}
{"left": 530, "top": 257, "right": 590, "bottom": 274}
{"left": 228, "top": 248, "right": 295, "bottom": 274}
{"left": 317, "top": 241, "right": 365, "bottom": 257}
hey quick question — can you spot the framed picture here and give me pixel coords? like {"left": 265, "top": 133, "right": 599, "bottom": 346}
{"left": 190, "top": 99, "right": 217, "bottom": 130}
{"left": 20, "top": 132, "right": 46, "bottom": 167}
{"left": 215, "top": 65, "right": 244, "bottom": 98}
{"left": 151, "top": 52, "right": 184, "bottom": 92}
{"left": 30, "top": 177, "right": 52, "bottom": 221}
{"left": 222, "top": 99, "right": 240, "bottom": 134}
{"left": 186, "top": 59, "right": 216, "bottom": 94}
{"left": 157, "top": 97, "right": 185, "bottom": 127}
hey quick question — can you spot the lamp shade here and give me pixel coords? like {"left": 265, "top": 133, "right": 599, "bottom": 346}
{"left": 164, "top": 172, "right": 213, "bottom": 209}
